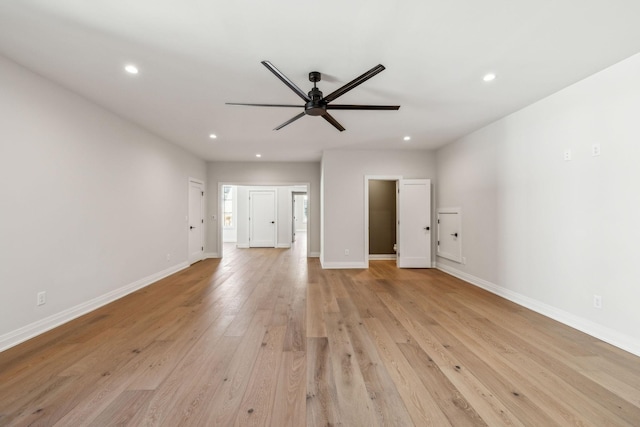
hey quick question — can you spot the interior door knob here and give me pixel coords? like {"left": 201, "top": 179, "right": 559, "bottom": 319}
{"left": 424, "top": 226, "right": 430, "bottom": 231}
{"left": 451, "top": 232, "right": 458, "bottom": 237}
{"left": 190, "top": 226, "right": 194, "bottom": 230}
{"left": 271, "top": 221, "right": 275, "bottom": 224}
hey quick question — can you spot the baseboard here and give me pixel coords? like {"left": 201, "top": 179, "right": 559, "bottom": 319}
{"left": 276, "top": 243, "right": 291, "bottom": 249}
{"left": 308, "top": 252, "right": 320, "bottom": 258}
{"left": 236, "top": 243, "right": 250, "bottom": 249}
{"left": 436, "top": 262, "right": 640, "bottom": 358}
{"left": 369, "top": 254, "right": 397, "bottom": 260}
{"left": 321, "top": 260, "right": 368, "bottom": 269}
{"left": 0, "top": 262, "right": 189, "bottom": 353}
{"left": 204, "top": 252, "right": 219, "bottom": 259}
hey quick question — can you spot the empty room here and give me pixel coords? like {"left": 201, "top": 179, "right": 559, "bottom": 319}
{"left": 1, "top": 1, "right": 639, "bottom": 425}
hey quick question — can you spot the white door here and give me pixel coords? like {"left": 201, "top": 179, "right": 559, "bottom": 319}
{"left": 188, "top": 179, "right": 204, "bottom": 264}
{"left": 397, "top": 179, "right": 431, "bottom": 268}
{"left": 250, "top": 190, "right": 276, "bottom": 247}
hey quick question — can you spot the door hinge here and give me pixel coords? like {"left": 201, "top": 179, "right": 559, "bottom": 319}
{"left": 201, "top": 246, "right": 203, "bottom": 251}
{"left": 437, "top": 240, "right": 440, "bottom": 245}
{"left": 201, "top": 191, "right": 204, "bottom": 196}
{"left": 438, "top": 219, "right": 440, "bottom": 224}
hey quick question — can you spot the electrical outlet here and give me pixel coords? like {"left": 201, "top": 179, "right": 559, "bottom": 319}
{"left": 37, "top": 291, "right": 46, "bottom": 306}
{"left": 593, "top": 294, "right": 602, "bottom": 309}
{"left": 344, "top": 249, "right": 349, "bottom": 256}
{"left": 592, "top": 144, "right": 601, "bottom": 156}
{"left": 564, "top": 149, "right": 572, "bottom": 161}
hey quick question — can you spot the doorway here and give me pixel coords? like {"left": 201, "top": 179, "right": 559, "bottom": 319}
{"left": 217, "top": 183, "right": 311, "bottom": 258}
{"left": 364, "top": 176, "right": 432, "bottom": 268}
{"left": 368, "top": 180, "right": 397, "bottom": 260}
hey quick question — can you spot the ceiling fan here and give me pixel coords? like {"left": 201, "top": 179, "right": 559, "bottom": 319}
{"left": 226, "top": 61, "right": 400, "bottom": 132}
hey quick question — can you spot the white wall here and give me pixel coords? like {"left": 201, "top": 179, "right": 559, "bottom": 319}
{"left": 0, "top": 55, "right": 206, "bottom": 351}
{"left": 436, "top": 53, "right": 640, "bottom": 356}
{"left": 206, "top": 162, "right": 321, "bottom": 257}
{"left": 321, "top": 150, "right": 437, "bottom": 267}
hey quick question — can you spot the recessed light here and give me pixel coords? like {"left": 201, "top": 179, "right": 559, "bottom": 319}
{"left": 483, "top": 73, "right": 496, "bottom": 82}
{"left": 209, "top": 134, "right": 217, "bottom": 139}
{"left": 256, "top": 154, "right": 262, "bottom": 158}
{"left": 403, "top": 136, "right": 411, "bottom": 141}
{"left": 124, "top": 64, "right": 139, "bottom": 75}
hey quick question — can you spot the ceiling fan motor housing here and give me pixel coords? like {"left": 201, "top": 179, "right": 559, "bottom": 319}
{"left": 305, "top": 87, "right": 326, "bottom": 116}
{"left": 309, "top": 71, "right": 321, "bottom": 82}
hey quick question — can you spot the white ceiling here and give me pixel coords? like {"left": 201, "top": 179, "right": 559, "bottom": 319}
{"left": 1, "top": 0, "right": 639, "bottom": 162}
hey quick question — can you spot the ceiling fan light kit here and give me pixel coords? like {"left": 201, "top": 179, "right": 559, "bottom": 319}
{"left": 226, "top": 61, "right": 400, "bottom": 131}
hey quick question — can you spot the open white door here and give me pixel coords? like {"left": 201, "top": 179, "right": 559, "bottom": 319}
{"left": 249, "top": 190, "right": 276, "bottom": 247}
{"left": 397, "top": 179, "right": 431, "bottom": 268}
{"left": 188, "top": 179, "right": 204, "bottom": 264}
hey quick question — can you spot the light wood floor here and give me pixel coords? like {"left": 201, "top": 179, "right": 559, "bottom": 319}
{"left": 1, "top": 235, "right": 639, "bottom": 426}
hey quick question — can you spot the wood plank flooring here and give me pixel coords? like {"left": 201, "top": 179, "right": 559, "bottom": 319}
{"left": 1, "top": 234, "right": 639, "bottom": 426}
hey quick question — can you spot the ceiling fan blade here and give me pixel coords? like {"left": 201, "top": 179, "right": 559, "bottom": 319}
{"left": 274, "top": 112, "right": 306, "bottom": 130}
{"left": 323, "top": 64, "right": 386, "bottom": 103}
{"left": 327, "top": 104, "right": 400, "bottom": 110}
{"left": 261, "top": 61, "right": 311, "bottom": 102}
{"left": 321, "top": 112, "right": 346, "bottom": 132}
{"left": 226, "top": 103, "right": 302, "bottom": 108}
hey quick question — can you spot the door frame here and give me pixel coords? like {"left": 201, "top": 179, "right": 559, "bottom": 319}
{"left": 216, "top": 182, "right": 311, "bottom": 258}
{"left": 364, "top": 175, "right": 402, "bottom": 269}
{"left": 188, "top": 177, "right": 205, "bottom": 265}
